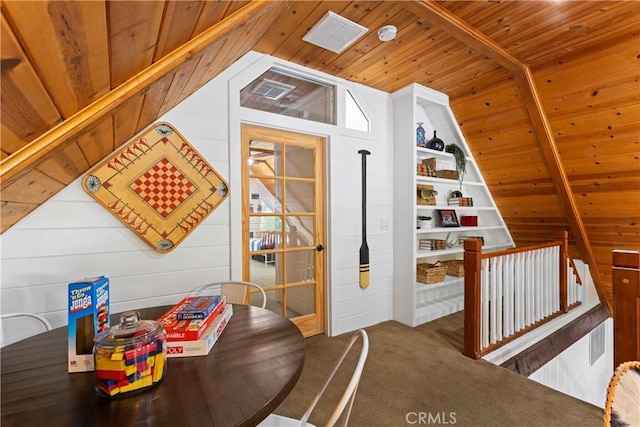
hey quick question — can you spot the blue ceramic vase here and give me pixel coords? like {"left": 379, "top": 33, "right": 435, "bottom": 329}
{"left": 416, "top": 122, "right": 426, "bottom": 146}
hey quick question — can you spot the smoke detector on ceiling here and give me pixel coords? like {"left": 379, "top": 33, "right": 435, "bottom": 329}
{"left": 378, "top": 25, "right": 397, "bottom": 42}
{"left": 303, "top": 11, "right": 368, "bottom": 53}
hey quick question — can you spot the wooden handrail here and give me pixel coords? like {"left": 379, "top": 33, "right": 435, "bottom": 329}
{"left": 477, "top": 240, "right": 561, "bottom": 260}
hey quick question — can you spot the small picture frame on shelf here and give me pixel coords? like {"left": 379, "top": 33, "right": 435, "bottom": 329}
{"left": 437, "top": 209, "right": 459, "bottom": 227}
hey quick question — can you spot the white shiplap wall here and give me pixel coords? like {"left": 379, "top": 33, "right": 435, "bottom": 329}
{"left": 528, "top": 319, "right": 613, "bottom": 408}
{"left": 0, "top": 51, "right": 394, "bottom": 338}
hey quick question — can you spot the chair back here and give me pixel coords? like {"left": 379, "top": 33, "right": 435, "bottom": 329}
{"left": 0, "top": 312, "right": 52, "bottom": 347}
{"left": 302, "top": 329, "right": 369, "bottom": 427}
{"left": 604, "top": 360, "right": 640, "bottom": 427}
{"left": 196, "top": 281, "right": 267, "bottom": 309}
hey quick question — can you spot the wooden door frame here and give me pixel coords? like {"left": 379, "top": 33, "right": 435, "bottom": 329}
{"left": 240, "top": 123, "right": 326, "bottom": 337}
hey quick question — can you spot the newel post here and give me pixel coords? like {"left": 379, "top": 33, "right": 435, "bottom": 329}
{"left": 555, "top": 231, "right": 569, "bottom": 313}
{"left": 463, "top": 239, "right": 482, "bottom": 359}
{"left": 612, "top": 250, "right": 640, "bottom": 366}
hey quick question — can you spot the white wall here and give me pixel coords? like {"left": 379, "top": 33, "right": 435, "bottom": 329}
{"left": 0, "top": 51, "right": 394, "bottom": 337}
{"left": 528, "top": 318, "right": 613, "bottom": 408}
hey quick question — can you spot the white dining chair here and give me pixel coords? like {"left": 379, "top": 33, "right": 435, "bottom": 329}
{"left": 0, "top": 312, "right": 52, "bottom": 347}
{"left": 259, "top": 329, "right": 369, "bottom": 427}
{"left": 196, "top": 280, "right": 267, "bottom": 309}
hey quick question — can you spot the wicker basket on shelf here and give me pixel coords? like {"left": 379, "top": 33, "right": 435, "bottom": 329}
{"left": 441, "top": 260, "right": 464, "bottom": 277}
{"left": 416, "top": 261, "right": 447, "bottom": 284}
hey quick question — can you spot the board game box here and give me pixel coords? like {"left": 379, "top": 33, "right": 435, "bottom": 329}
{"left": 166, "top": 304, "right": 233, "bottom": 358}
{"left": 158, "top": 296, "right": 226, "bottom": 341}
{"left": 68, "top": 276, "right": 110, "bottom": 373}
{"left": 176, "top": 295, "right": 223, "bottom": 320}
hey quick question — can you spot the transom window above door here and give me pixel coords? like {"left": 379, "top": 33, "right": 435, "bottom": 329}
{"left": 240, "top": 67, "right": 336, "bottom": 125}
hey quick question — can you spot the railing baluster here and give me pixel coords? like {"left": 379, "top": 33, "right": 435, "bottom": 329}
{"left": 515, "top": 252, "right": 523, "bottom": 332}
{"left": 540, "top": 248, "right": 546, "bottom": 318}
{"left": 482, "top": 259, "right": 489, "bottom": 349}
{"left": 568, "top": 259, "right": 576, "bottom": 305}
{"left": 499, "top": 254, "right": 503, "bottom": 337}
{"left": 532, "top": 250, "right": 539, "bottom": 323}
{"left": 497, "top": 257, "right": 504, "bottom": 342}
{"left": 567, "top": 261, "right": 573, "bottom": 305}
{"left": 505, "top": 254, "right": 513, "bottom": 336}
{"left": 553, "top": 248, "right": 559, "bottom": 310}
{"left": 544, "top": 248, "right": 550, "bottom": 317}
{"left": 525, "top": 251, "right": 532, "bottom": 327}
{"left": 553, "top": 248, "right": 558, "bottom": 311}
{"left": 546, "top": 247, "right": 552, "bottom": 317}
{"left": 490, "top": 257, "right": 497, "bottom": 345}
{"left": 577, "top": 265, "right": 583, "bottom": 303}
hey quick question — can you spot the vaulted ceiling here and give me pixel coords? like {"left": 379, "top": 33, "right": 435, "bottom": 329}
{"left": 1, "top": 1, "right": 638, "bottom": 309}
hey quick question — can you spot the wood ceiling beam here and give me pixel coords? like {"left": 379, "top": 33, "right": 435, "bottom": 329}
{"left": 408, "top": 0, "right": 607, "bottom": 306}
{"left": 0, "top": 0, "right": 277, "bottom": 183}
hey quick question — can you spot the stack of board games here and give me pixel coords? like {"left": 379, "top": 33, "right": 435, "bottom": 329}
{"left": 158, "top": 295, "right": 233, "bottom": 358}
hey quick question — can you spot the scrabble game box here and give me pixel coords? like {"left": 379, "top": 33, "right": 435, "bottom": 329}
{"left": 68, "top": 276, "right": 110, "bottom": 373}
{"left": 166, "top": 304, "right": 233, "bottom": 358}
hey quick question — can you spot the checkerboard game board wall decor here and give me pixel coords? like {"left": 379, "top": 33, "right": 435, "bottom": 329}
{"left": 82, "top": 122, "right": 229, "bottom": 253}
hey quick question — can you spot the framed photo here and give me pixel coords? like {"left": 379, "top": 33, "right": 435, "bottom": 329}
{"left": 437, "top": 209, "right": 459, "bottom": 227}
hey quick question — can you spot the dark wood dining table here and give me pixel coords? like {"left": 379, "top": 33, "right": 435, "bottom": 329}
{"left": 1, "top": 304, "right": 305, "bottom": 426}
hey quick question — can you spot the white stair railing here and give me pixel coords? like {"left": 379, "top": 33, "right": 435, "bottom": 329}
{"left": 464, "top": 231, "right": 584, "bottom": 359}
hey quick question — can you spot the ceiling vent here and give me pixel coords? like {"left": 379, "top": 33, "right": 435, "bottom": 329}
{"left": 303, "top": 11, "right": 368, "bottom": 53}
{"left": 251, "top": 79, "right": 296, "bottom": 100}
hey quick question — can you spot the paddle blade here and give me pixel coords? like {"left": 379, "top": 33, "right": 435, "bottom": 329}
{"left": 359, "top": 242, "right": 369, "bottom": 289}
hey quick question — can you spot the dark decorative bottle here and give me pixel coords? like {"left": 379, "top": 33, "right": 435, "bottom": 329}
{"left": 416, "top": 122, "right": 426, "bottom": 147}
{"left": 426, "top": 130, "right": 444, "bottom": 151}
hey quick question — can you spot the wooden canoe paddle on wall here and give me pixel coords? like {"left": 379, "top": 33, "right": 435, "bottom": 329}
{"left": 358, "top": 149, "right": 371, "bottom": 289}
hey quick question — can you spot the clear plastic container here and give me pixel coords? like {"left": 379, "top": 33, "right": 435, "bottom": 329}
{"left": 93, "top": 311, "right": 167, "bottom": 398}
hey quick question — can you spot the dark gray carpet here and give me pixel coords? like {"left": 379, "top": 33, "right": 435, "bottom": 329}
{"left": 273, "top": 311, "right": 603, "bottom": 427}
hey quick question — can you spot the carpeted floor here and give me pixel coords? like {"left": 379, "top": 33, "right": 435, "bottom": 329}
{"left": 271, "top": 311, "right": 603, "bottom": 427}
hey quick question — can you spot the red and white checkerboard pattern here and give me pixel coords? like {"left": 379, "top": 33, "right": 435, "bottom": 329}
{"left": 130, "top": 157, "right": 195, "bottom": 218}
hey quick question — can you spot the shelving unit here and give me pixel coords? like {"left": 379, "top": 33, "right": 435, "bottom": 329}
{"left": 392, "top": 83, "right": 514, "bottom": 327}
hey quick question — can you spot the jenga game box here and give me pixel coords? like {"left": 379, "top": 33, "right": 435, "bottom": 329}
{"left": 68, "top": 276, "right": 110, "bottom": 373}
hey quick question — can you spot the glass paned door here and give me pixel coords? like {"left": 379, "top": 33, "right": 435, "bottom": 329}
{"left": 241, "top": 124, "right": 325, "bottom": 337}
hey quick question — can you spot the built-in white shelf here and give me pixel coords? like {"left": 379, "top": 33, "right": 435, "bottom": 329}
{"left": 392, "top": 83, "right": 515, "bottom": 327}
{"left": 415, "top": 275, "right": 463, "bottom": 291}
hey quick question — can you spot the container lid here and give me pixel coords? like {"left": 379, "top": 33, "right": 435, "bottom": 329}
{"left": 94, "top": 311, "right": 163, "bottom": 347}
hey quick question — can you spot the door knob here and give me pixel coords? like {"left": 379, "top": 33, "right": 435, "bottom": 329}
{"left": 316, "top": 244, "right": 324, "bottom": 252}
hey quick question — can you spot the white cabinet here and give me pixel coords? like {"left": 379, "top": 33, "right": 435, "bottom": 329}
{"left": 392, "top": 83, "right": 514, "bottom": 327}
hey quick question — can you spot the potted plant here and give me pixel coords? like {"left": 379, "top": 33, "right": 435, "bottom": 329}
{"left": 445, "top": 143, "right": 466, "bottom": 189}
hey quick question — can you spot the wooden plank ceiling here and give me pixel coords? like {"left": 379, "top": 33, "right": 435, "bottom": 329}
{"left": 1, "top": 0, "right": 638, "bottom": 309}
